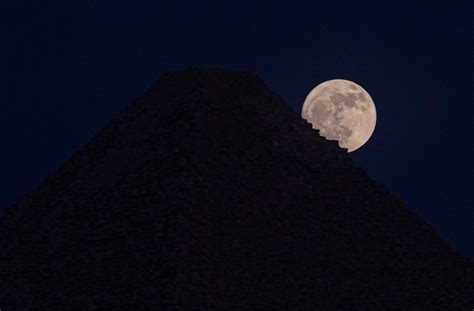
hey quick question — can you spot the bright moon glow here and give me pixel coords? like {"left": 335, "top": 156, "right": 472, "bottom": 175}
{"left": 301, "top": 79, "right": 377, "bottom": 152}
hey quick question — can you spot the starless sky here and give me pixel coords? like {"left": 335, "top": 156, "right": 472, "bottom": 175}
{"left": 1, "top": 1, "right": 472, "bottom": 259}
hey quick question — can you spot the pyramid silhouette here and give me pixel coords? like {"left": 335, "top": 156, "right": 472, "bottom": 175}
{"left": 0, "top": 68, "right": 472, "bottom": 310}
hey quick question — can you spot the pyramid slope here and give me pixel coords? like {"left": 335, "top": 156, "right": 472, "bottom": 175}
{"left": 0, "top": 68, "right": 472, "bottom": 309}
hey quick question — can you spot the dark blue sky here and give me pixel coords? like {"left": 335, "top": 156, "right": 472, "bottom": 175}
{"left": 1, "top": 1, "right": 472, "bottom": 259}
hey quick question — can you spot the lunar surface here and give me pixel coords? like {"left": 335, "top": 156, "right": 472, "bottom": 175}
{"left": 301, "top": 79, "right": 376, "bottom": 152}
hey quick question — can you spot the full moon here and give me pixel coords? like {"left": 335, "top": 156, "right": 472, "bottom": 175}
{"left": 301, "top": 79, "right": 376, "bottom": 152}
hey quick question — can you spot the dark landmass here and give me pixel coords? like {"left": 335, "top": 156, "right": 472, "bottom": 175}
{"left": 0, "top": 68, "right": 472, "bottom": 310}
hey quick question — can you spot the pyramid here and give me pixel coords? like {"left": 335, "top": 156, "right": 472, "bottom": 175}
{"left": 0, "top": 68, "right": 472, "bottom": 310}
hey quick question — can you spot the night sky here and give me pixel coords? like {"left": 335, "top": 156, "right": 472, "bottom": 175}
{"left": 1, "top": 1, "right": 472, "bottom": 259}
